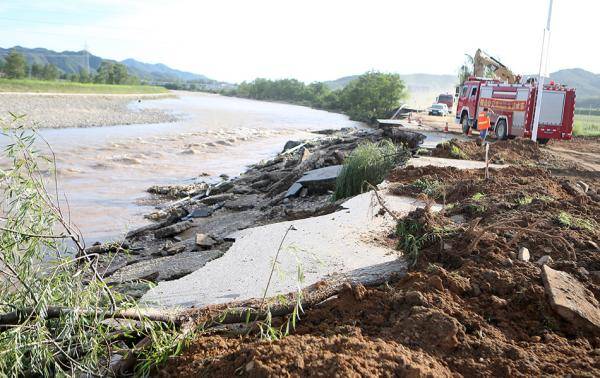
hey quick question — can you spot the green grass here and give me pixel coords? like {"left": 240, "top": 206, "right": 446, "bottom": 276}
{"left": 333, "top": 140, "right": 400, "bottom": 200}
{"left": 0, "top": 78, "right": 168, "bottom": 94}
{"left": 555, "top": 211, "right": 596, "bottom": 231}
{"left": 573, "top": 113, "right": 600, "bottom": 137}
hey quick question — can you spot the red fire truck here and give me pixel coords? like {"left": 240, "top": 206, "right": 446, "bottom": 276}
{"left": 456, "top": 77, "right": 576, "bottom": 144}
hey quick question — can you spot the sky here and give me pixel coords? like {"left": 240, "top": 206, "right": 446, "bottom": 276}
{"left": 0, "top": 0, "right": 596, "bottom": 83}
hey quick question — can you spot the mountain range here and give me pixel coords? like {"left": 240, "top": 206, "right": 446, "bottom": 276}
{"left": 0, "top": 46, "right": 215, "bottom": 84}
{"left": 1, "top": 46, "right": 599, "bottom": 107}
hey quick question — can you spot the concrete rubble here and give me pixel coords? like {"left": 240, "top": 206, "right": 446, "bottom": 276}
{"left": 542, "top": 265, "right": 600, "bottom": 335}
{"left": 141, "top": 193, "right": 441, "bottom": 308}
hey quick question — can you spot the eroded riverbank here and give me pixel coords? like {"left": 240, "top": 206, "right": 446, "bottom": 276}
{"left": 0, "top": 92, "right": 364, "bottom": 241}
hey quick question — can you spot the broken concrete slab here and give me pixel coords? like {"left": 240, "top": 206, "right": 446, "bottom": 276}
{"left": 153, "top": 220, "right": 193, "bottom": 239}
{"left": 142, "top": 191, "right": 442, "bottom": 308}
{"left": 108, "top": 250, "right": 223, "bottom": 284}
{"left": 542, "top": 265, "right": 600, "bottom": 335}
{"left": 187, "top": 206, "right": 213, "bottom": 219}
{"left": 224, "top": 194, "right": 261, "bottom": 211}
{"left": 195, "top": 233, "right": 217, "bottom": 248}
{"left": 295, "top": 165, "right": 342, "bottom": 193}
{"left": 201, "top": 193, "right": 235, "bottom": 205}
{"left": 285, "top": 182, "right": 303, "bottom": 198}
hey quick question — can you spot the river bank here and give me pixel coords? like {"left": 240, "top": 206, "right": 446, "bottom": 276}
{"left": 0, "top": 92, "right": 176, "bottom": 128}
{"left": 86, "top": 125, "right": 600, "bottom": 376}
{"left": 1, "top": 92, "right": 364, "bottom": 241}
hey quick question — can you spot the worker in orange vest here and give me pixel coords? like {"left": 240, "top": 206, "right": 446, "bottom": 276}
{"left": 477, "top": 108, "right": 492, "bottom": 145}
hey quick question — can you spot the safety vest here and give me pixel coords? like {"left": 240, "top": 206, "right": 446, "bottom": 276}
{"left": 477, "top": 112, "right": 491, "bottom": 131}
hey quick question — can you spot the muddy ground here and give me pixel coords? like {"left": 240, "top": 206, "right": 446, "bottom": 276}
{"left": 154, "top": 135, "right": 600, "bottom": 377}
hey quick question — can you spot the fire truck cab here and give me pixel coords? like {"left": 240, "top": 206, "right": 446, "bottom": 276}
{"left": 456, "top": 77, "right": 576, "bottom": 144}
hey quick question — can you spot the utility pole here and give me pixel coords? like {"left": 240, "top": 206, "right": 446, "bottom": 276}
{"left": 531, "top": 0, "right": 554, "bottom": 142}
{"left": 84, "top": 42, "right": 90, "bottom": 74}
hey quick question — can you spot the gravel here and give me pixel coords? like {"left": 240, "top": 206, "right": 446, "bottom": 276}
{"left": 0, "top": 93, "right": 177, "bottom": 128}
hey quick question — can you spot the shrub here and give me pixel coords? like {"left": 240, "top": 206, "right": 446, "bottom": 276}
{"left": 333, "top": 140, "right": 402, "bottom": 200}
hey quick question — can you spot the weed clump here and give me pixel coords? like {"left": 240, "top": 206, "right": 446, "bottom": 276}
{"left": 555, "top": 211, "right": 596, "bottom": 231}
{"left": 449, "top": 144, "right": 467, "bottom": 159}
{"left": 333, "top": 140, "right": 405, "bottom": 200}
{"left": 412, "top": 178, "right": 443, "bottom": 199}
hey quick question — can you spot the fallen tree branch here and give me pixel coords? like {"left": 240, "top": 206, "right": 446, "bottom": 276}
{"left": 0, "top": 306, "right": 182, "bottom": 327}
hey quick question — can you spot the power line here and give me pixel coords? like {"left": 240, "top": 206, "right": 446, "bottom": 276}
{"left": 0, "top": 16, "right": 152, "bottom": 33}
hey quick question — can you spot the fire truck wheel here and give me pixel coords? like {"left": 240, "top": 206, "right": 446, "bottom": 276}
{"left": 461, "top": 116, "right": 470, "bottom": 135}
{"left": 495, "top": 120, "right": 508, "bottom": 140}
{"left": 537, "top": 138, "right": 549, "bottom": 145}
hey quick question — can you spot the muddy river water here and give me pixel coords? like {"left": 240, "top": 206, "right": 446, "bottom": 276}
{"left": 2, "top": 92, "right": 363, "bottom": 242}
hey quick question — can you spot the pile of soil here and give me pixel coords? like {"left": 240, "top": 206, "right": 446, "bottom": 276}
{"left": 156, "top": 165, "right": 600, "bottom": 377}
{"left": 431, "top": 138, "right": 569, "bottom": 167}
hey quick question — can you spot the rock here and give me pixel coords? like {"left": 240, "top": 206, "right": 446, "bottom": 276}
{"left": 541, "top": 265, "right": 600, "bottom": 334}
{"left": 285, "top": 182, "right": 303, "bottom": 198}
{"left": 282, "top": 140, "right": 302, "bottom": 152}
{"left": 562, "top": 181, "right": 586, "bottom": 196}
{"left": 405, "top": 291, "right": 428, "bottom": 306}
{"left": 536, "top": 255, "right": 553, "bottom": 266}
{"left": 576, "top": 180, "right": 589, "bottom": 193}
{"left": 299, "top": 147, "right": 311, "bottom": 163}
{"left": 296, "top": 165, "right": 343, "bottom": 193}
{"left": 108, "top": 250, "right": 223, "bottom": 283}
{"left": 201, "top": 193, "right": 235, "bottom": 205}
{"left": 224, "top": 194, "right": 260, "bottom": 211}
{"left": 154, "top": 221, "right": 193, "bottom": 239}
{"left": 85, "top": 242, "right": 129, "bottom": 255}
{"left": 164, "top": 241, "right": 187, "bottom": 255}
{"left": 251, "top": 179, "right": 272, "bottom": 189}
{"left": 333, "top": 150, "right": 346, "bottom": 164}
{"left": 187, "top": 206, "right": 212, "bottom": 218}
{"left": 210, "top": 181, "right": 234, "bottom": 194}
{"left": 502, "top": 258, "right": 513, "bottom": 267}
{"left": 195, "top": 233, "right": 217, "bottom": 248}
{"left": 518, "top": 247, "right": 530, "bottom": 262}
{"left": 490, "top": 295, "right": 508, "bottom": 308}
{"left": 428, "top": 275, "right": 444, "bottom": 291}
{"left": 449, "top": 214, "right": 466, "bottom": 224}
{"left": 233, "top": 186, "right": 254, "bottom": 195}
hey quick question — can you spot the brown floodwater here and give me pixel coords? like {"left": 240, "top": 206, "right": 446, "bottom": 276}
{"left": 1, "top": 92, "right": 363, "bottom": 242}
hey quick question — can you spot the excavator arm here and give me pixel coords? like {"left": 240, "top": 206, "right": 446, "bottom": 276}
{"left": 473, "top": 49, "right": 519, "bottom": 84}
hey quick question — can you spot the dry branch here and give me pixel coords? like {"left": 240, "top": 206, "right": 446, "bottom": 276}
{"left": 0, "top": 306, "right": 182, "bottom": 327}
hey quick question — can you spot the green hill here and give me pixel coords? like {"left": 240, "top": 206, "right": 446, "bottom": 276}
{"left": 0, "top": 46, "right": 215, "bottom": 84}
{"left": 327, "top": 69, "right": 600, "bottom": 109}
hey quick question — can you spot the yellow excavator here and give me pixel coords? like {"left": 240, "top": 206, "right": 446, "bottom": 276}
{"left": 473, "top": 49, "right": 519, "bottom": 84}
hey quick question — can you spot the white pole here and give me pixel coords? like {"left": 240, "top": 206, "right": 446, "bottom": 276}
{"left": 531, "top": 0, "right": 554, "bottom": 142}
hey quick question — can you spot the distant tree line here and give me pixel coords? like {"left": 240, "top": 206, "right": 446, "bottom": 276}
{"left": 0, "top": 50, "right": 139, "bottom": 85}
{"left": 222, "top": 72, "right": 407, "bottom": 123}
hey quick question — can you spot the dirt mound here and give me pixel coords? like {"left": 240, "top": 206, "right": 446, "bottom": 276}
{"left": 431, "top": 138, "right": 560, "bottom": 166}
{"left": 156, "top": 165, "right": 600, "bottom": 377}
